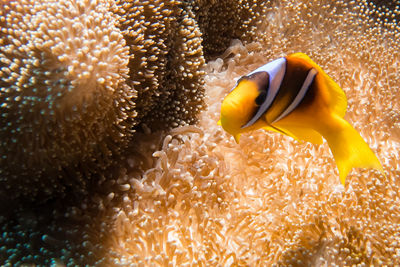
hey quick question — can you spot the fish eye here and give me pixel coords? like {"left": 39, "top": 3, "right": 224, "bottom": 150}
{"left": 255, "top": 91, "right": 267, "bottom": 105}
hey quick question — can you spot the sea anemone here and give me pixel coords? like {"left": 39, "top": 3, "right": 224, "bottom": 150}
{"left": 0, "top": 0, "right": 207, "bottom": 201}
{"left": 0, "top": 0, "right": 134, "bottom": 200}
{"left": 189, "top": 0, "right": 270, "bottom": 58}
{"left": 102, "top": 0, "right": 400, "bottom": 265}
{"left": 114, "top": 0, "right": 205, "bottom": 131}
{"left": 1, "top": 0, "right": 400, "bottom": 265}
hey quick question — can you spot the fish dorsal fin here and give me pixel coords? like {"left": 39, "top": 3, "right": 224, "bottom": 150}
{"left": 321, "top": 73, "right": 347, "bottom": 118}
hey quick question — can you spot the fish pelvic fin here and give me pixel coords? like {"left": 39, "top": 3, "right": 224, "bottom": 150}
{"left": 321, "top": 114, "right": 384, "bottom": 185}
{"left": 234, "top": 134, "right": 241, "bottom": 143}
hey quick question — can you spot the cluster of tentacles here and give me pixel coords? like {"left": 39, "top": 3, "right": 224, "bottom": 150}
{"left": 0, "top": 0, "right": 399, "bottom": 265}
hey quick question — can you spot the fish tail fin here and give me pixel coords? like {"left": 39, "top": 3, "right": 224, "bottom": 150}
{"left": 322, "top": 115, "right": 384, "bottom": 185}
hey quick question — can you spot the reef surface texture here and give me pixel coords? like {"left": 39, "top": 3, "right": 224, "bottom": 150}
{"left": 0, "top": 0, "right": 206, "bottom": 201}
{"left": 1, "top": 0, "right": 400, "bottom": 266}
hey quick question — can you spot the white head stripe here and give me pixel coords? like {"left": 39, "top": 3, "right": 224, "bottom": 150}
{"left": 241, "top": 57, "right": 286, "bottom": 129}
{"left": 272, "top": 68, "right": 318, "bottom": 124}
{"left": 229, "top": 78, "right": 240, "bottom": 92}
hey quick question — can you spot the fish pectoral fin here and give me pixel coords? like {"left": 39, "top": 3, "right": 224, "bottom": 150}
{"left": 262, "top": 125, "right": 301, "bottom": 142}
{"left": 217, "top": 119, "right": 222, "bottom": 126}
{"left": 262, "top": 125, "right": 285, "bottom": 135}
{"left": 263, "top": 124, "right": 323, "bottom": 145}
{"left": 273, "top": 123, "right": 323, "bottom": 145}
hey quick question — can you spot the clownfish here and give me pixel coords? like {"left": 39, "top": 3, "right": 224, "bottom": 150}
{"left": 218, "top": 53, "right": 384, "bottom": 185}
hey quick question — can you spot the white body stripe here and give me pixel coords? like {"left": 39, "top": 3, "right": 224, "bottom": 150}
{"left": 241, "top": 57, "right": 286, "bottom": 128}
{"left": 272, "top": 68, "right": 318, "bottom": 123}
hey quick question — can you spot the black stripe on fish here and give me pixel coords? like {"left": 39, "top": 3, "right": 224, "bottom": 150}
{"left": 272, "top": 68, "right": 318, "bottom": 123}
{"left": 264, "top": 58, "right": 315, "bottom": 124}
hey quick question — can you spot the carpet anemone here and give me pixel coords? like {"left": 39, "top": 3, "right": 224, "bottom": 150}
{"left": 0, "top": 0, "right": 399, "bottom": 265}
{"left": 102, "top": 0, "right": 400, "bottom": 265}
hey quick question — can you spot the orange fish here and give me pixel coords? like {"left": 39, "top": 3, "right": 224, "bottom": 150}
{"left": 219, "top": 53, "right": 384, "bottom": 184}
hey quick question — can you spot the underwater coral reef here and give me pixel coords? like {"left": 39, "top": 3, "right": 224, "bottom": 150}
{"left": 1, "top": 0, "right": 400, "bottom": 265}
